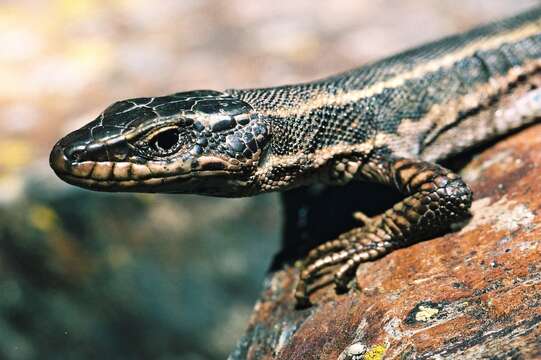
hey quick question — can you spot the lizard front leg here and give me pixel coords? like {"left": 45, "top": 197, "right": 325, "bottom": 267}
{"left": 295, "top": 156, "right": 472, "bottom": 306}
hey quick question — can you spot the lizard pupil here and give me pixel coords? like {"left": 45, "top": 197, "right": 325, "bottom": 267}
{"left": 152, "top": 129, "right": 180, "bottom": 153}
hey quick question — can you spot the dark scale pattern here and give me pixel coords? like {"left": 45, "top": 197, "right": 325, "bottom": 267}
{"left": 234, "top": 9, "right": 541, "bottom": 304}
{"left": 233, "top": 9, "right": 540, "bottom": 110}
{"left": 231, "top": 12, "right": 541, "bottom": 161}
{"left": 50, "top": 7, "right": 541, "bottom": 306}
{"left": 331, "top": 9, "right": 539, "bottom": 92}
{"left": 454, "top": 55, "right": 490, "bottom": 86}
{"left": 52, "top": 89, "right": 273, "bottom": 193}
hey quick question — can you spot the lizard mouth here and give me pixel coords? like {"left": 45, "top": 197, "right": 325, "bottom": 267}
{"left": 50, "top": 143, "right": 245, "bottom": 193}
{"left": 58, "top": 169, "right": 243, "bottom": 193}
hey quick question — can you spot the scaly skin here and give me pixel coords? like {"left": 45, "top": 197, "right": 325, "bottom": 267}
{"left": 50, "top": 8, "right": 541, "bottom": 306}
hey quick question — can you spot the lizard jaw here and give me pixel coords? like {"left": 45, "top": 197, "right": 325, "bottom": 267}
{"left": 50, "top": 143, "right": 248, "bottom": 194}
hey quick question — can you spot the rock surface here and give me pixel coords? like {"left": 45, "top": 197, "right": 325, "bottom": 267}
{"left": 231, "top": 125, "right": 541, "bottom": 359}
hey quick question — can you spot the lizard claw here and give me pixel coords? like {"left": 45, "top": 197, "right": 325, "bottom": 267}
{"left": 294, "top": 226, "right": 392, "bottom": 305}
{"left": 352, "top": 211, "right": 372, "bottom": 225}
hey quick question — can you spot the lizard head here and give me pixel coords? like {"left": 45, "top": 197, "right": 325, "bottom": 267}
{"left": 50, "top": 90, "right": 271, "bottom": 196}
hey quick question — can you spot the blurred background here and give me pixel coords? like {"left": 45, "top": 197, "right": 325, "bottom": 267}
{"left": 0, "top": 1, "right": 537, "bottom": 359}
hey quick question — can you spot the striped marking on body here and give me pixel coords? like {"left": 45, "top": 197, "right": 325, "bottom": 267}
{"left": 260, "top": 20, "right": 541, "bottom": 119}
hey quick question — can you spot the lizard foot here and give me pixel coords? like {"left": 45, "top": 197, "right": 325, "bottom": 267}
{"left": 294, "top": 157, "right": 472, "bottom": 307}
{"left": 294, "top": 223, "right": 393, "bottom": 307}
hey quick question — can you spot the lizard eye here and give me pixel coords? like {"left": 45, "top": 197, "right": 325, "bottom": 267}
{"left": 149, "top": 128, "right": 180, "bottom": 155}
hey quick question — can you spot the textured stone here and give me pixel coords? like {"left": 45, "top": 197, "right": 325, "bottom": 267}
{"left": 231, "top": 124, "right": 541, "bottom": 359}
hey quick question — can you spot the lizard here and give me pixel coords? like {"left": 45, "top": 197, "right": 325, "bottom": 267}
{"left": 50, "top": 7, "right": 541, "bottom": 307}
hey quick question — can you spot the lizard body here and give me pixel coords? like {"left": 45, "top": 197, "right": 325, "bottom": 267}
{"left": 50, "top": 8, "right": 541, "bottom": 306}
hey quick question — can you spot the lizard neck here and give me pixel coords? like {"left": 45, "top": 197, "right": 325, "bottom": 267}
{"left": 226, "top": 86, "right": 377, "bottom": 193}
{"left": 228, "top": 85, "right": 375, "bottom": 157}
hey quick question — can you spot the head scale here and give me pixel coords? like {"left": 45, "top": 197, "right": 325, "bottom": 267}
{"left": 50, "top": 90, "right": 270, "bottom": 196}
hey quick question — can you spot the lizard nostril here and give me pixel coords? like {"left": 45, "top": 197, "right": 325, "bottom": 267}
{"left": 64, "top": 145, "right": 86, "bottom": 163}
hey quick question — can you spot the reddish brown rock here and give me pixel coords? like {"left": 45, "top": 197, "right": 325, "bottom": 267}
{"left": 231, "top": 124, "right": 541, "bottom": 359}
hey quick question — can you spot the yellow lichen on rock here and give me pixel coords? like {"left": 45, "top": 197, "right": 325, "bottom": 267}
{"left": 364, "top": 344, "right": 386, "bottom": 360}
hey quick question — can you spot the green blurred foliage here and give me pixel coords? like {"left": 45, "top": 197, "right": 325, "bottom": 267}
{"left": 0, "top": 183, "right": 279, "bottom": 359}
